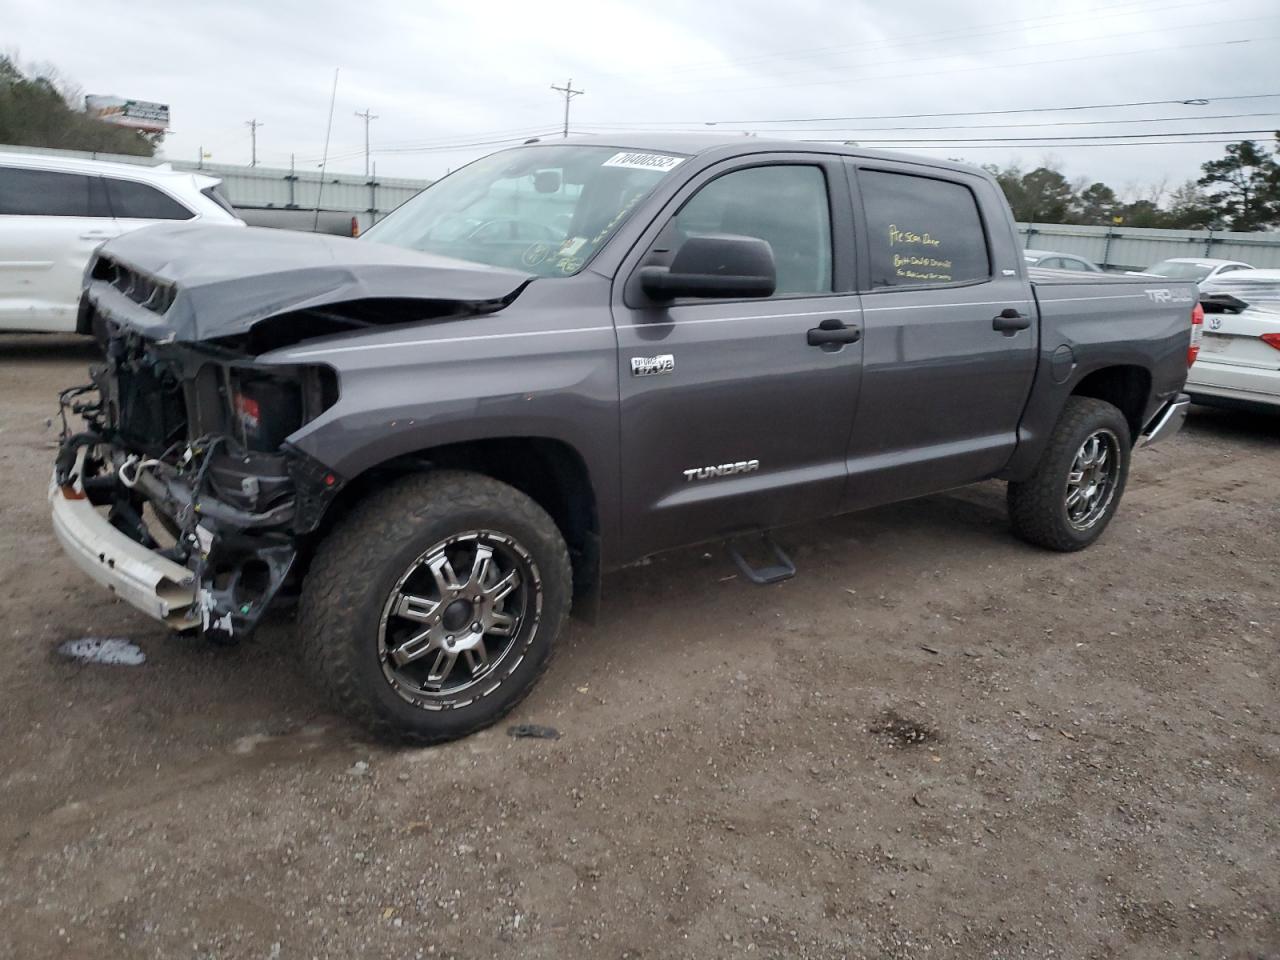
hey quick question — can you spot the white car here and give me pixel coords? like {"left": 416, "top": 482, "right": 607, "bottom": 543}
{"left": 1188, "top": 289, "right": 1280, "bottom": 411}
{"left": 0, "top": 153, "right": 244, "bottom": 333}
{"left": 1199, "top": 268, "right": 1280, "bottom": 306}
{"left": 1128, "top": 257, "right": 1254, "bottom": 284}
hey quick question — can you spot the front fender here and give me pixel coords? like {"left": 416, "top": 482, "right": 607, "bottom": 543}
{"left": 266, "top": 302, "right": 621, "bottom": 560}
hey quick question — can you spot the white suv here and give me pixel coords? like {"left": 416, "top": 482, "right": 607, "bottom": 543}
{"left": 0, "top": 153, "right": 244, "bottom": 333}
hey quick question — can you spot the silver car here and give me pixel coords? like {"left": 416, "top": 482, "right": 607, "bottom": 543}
{"left": 1023, "top": 249, "right": 1103, "bottom": 273}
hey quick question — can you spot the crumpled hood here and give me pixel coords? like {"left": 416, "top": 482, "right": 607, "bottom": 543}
{"left": 87, "top": 222, "right": 534, "bottom": 342}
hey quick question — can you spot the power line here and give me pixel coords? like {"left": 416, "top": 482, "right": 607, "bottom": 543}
{"left": 550, "top": 78, "right": 585, "bottom": 138}
{"left": 291, "top": 126, "right": 556, "bottom": 165}
{"left": 802, "top": 128, "right": 1280, "bottom": 143}
{"left": 660, "top": 9, "right": 1277, "bottom": 93}
{"left": 354, "top": 108, "right": 379, "bottom": 179}
{"left": 614, "top": 111, "right": 1280, "bottom": 136}
{"left": 590, "top": 92, "right": 1280, "bottom": 128}
{"left": 880, "top": 138, "right": 1256, "bottom": 149}
{"left": 651, "top": 0, "right": 1212, "bottom": 78}
{"left": 245, "top": 118, "right": 263, "bottom": 167}
{"left": 671, "top": 34, "right": 1280, "bottom": 98}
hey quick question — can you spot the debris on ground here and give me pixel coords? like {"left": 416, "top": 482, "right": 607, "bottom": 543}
{"left": 56, "top": 637, "right": 145, "bottom": 666}
{"left": 507, "top": 724, "right": 561, "bottom": 740}
{"left": 869, "top": 709, "right": 938, "bottom": 748}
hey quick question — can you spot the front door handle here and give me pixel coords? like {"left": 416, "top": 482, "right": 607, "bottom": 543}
{"left": 992, "top": 308, "right": 1032, "bottom": 335}
{"left": 807, "top": 318, "right": 862, "bottom": 347}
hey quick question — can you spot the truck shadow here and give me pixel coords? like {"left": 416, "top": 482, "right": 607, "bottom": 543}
{"left": 599, "top": 482, "right": 1013, "bottom": 623}
{"left": 1183, "top": 403, "right": 1280, "bottom": 444}
{"left": 0, "top": 334, "right": 98, "bottom": 362}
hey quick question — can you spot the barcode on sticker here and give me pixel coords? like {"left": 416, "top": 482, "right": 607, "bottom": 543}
{"left": 602, "top": 152, "right": 685, "bottom": 172}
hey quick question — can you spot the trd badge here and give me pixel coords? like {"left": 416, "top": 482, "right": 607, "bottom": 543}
{"left": 630, "top": 354, "right": 675, "bottom": 377}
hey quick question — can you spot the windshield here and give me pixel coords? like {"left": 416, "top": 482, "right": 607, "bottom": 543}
{"left": 1145, "top": 260, "right": 1214, "bottom": 281}
{"left": 362, "top": 145, "right": 686, "bottom": 276}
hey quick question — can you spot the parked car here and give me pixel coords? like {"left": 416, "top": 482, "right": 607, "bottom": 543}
{"left": 0, "top": 152, "right": 243, "bottom": 333}
{"left": 1023, "top": 248, "right": 1103, "bottom": 272}
{"left": 1199, "top": 267, "right": 1280, "bottom": 306}
{"left": 1128, "top": 257, "right": 1253, "bottom": 283}
{"left": 51, "top": 136, "right": 1198, "bottom": 743}
{"left": 1187, "top": 287, "right": 1280, "bottom": 412}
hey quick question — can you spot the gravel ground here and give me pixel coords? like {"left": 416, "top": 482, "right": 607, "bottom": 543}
{"left": 1, "top": 334, "right": 1277, "bottom": 960}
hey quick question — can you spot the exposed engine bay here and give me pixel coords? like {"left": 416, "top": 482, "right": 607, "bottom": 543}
{"left": 54, "top": 313, "right": 344, "bottom": 642}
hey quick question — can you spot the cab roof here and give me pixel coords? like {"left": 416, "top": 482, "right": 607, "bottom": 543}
{"left": 524, "top": 132, "right": 990, "bottom": 179}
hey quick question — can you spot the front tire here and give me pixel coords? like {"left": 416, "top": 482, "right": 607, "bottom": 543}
{"left": 1007, "top": 397, "right": 1132, "bottom": 552}
{"left": 300, "top": 470, "right": 571, "bottom": 744}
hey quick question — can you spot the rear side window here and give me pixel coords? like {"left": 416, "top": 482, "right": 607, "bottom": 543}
{"left": 105, "top": 178, "right": 194, "bottom": 220}
{"left": 859, "top": 169, "right": 990, "bottom": 289}
{"left": 0, "top": 167, "right": 110, "bottom": 217}
{"left": 201, "top": 184, "right": 238, "bottom": 216}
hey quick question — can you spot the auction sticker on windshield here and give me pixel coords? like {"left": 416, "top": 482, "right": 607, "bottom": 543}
{"left": 602, "top": 152, "right": 685, "bottom": 172}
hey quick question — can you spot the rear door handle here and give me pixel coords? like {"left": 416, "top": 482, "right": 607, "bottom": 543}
{"left": 992, "top": 308, "right": 1032, "bottom": 334}
{"left": 807, "top": 318, "right": 862, "bottom": 347}
{"left": 79, "top": 231, "right": 113, "bottom": 240}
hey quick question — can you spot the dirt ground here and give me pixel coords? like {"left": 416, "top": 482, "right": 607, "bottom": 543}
{"left": 1, "top": 334, "right": 1277, "bottom": 960}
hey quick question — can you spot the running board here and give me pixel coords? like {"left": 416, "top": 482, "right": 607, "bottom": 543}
{"left": 725, "top": 531, "right": 796, "bottom": 585}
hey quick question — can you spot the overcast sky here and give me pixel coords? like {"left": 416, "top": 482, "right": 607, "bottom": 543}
{"left": 6, "top": 0, "right": 1279, "bottom": 194}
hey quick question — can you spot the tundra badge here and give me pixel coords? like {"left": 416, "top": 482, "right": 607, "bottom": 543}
{"left": 683, "top": 460, "right": 760, "bottom": 482}
{"left": 631, "top": 354, "right": 675, "bottom": 377}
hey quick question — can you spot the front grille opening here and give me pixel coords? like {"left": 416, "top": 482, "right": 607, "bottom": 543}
{"left": 91, "top": 256, "right": 176, "bottom": 315}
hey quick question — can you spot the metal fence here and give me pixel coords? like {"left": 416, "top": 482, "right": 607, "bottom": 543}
{"left": 7, "top": 145, "right": 1280, "bottom": 263}
{"left": 1016, "top": 222, "right": 1280, "bottom": 271}
{"left": 0, "top": 144, "right": 431, "bottom": 222}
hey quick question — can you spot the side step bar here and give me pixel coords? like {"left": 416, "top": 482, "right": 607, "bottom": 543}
{"left": 725, "top": 531, "right": 796, "bottom": 585}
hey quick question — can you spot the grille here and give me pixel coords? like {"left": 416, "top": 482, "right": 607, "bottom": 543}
{"left": 91, "top": 256, "right": 177, "bottom": 315}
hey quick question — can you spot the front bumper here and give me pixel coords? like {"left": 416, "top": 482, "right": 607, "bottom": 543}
{"left": 49, "top": 472, "right": 200, "bottom": 630}
{"left": 1138, "top": 394, "right": 1190, "bottom": 447}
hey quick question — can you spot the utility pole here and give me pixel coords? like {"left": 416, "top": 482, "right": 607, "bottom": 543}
{"left": 245, "top": 118, "right": 263, "bottom": 167}
{"left": 549, "top": 78, "right": 583, "bottom": 138}
{"left": 354, "top": 108, "right": 378, "bottom": 179}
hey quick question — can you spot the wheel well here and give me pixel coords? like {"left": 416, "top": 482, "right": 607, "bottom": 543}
{"left": 1070, "top": 366, "right": 1151, "bottom": 441}
{"left": 306, "top": 437, "right": 600, "bottom": 600}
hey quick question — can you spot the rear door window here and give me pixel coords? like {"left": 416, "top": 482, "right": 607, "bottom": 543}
{"left": 104, "top": 178, "right": 194, "bottom": 220}
{"left": 858, "top": 169, "right": 991, "bottom": 289}
{"left": 0, "top": 166, "right": 111, "bottom": 217}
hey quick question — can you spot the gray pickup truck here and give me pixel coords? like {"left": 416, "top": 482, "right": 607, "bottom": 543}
{"left": 51, "top": 135, "right": 1199, "bottom": 742}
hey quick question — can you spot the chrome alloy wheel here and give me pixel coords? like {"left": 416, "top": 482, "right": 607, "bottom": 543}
{"left": 1064, "top": 429, "right": 1121, "bottom": 531}
{"left": 377, "top": 531, "right": 541, "bottom": 709}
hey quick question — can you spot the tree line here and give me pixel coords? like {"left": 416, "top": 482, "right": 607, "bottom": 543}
{"left": 984, "top": 138, "right": 1280, "bottom": 232}
{"left": 0, "top": 55, "right": 158, "bottom": 157}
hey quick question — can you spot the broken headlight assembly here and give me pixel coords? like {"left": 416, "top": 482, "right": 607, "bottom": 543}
{"left": 56, "top": 330, "right": 344, "bottom": 643}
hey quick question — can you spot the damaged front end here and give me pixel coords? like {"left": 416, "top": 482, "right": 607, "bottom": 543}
{"left": 53, "top": 308, "right": 344, "bottom": 643}
{"left": 51, "top": 224, "right": 534, "bottom": 642}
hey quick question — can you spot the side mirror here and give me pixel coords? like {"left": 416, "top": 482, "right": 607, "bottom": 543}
{"left": 639, "top": 234, "right": 776, "bottom": 300}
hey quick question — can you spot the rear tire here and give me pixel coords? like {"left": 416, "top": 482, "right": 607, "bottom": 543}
{"left": 300, "top": 470, "right": 572, "bottom": 744}
{"left": 1007, "top": 397, "right": 1132, "bottom": 552}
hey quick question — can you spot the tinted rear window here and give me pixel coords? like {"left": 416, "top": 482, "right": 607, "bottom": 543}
{"left": 859, "top": 169, "right": 991, "bottom": 289}
{"left": 0, "top": 166, "right": 110, "bottom": 217}
{"left": 105, "top": 178, "right": 193, "bottom": 220}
